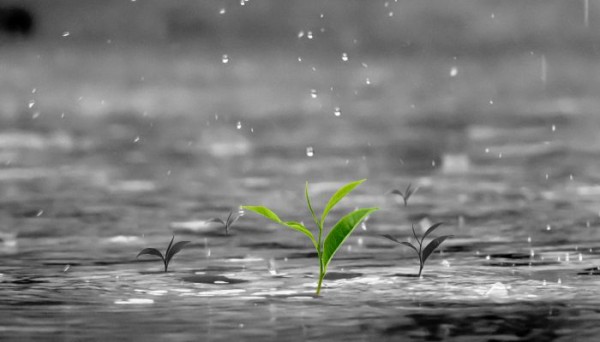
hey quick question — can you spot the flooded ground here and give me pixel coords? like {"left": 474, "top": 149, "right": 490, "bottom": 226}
{"left": 2, "top": 21, "right": 600, "bottom": 341}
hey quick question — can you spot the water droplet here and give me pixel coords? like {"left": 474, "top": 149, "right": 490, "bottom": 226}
{"left": 361, "top": 222, "right": 367, "bottom": 230}
{"left": 365, "top": 78, "right": 371, "bottom": 85}
{"left": 32, "top": 112, "right": 40, "bottom": 119}
{"left": 298, "top": 30, "right": 304, "bottom": 38}
{"left": 333, "top": 107, "right": 341, "bottom": 117}
{"left": 240, "top": 0, "right": 246, "bottom": 6}
{"left": 546, "top": 224, "right": 551, "bottom": 231}
{"left": 557, "top": 278, "right": 562, "bottom": 285}
{"left": 530, "top": 249, "right": 535, "bottom": 257}
{"left": 489, "top": 100, "right": 494, "bottom": 105}
{"left": 527, "top": 236, "right": 531, "bottom": 243}
{"left": 565, "top": 253, "right": 570, "bottom": 262}
{"left": 485, "top": 255, "right": 491, "bottom": 260}
{"left": 388, "top": 11, "right": 394, "bottom": 17}
{"left": 222, "top": 54, "right": 229, "bottom": 64}
{"left": 297, "top": 57, "right": 302, "bottom": 62}
{"left": 306, "top": 146, "right": 314, "bottom": 157}
{"left": 307, "top": 31, "right": 313, "bottom": 39}
{"left": 219, "top": 8, "right": 226, "bottom": 14}
{"left": 540, "top": 54, "right": 547, "bottom": 83}
{"left": 579, "top": 253, "right": 583, "bottom": 261}
{"left": 384, "top": 1, "right": 389, "bottom": 7}
{"left": 542, "top": 279, "right": 547, "bottom": 286}
{"left": 28, "top": 101, "right": 35, "bottom": 109}
{"left": 341, "top": 52, "right": 348, "bottom": 62}
{"left": 206, "top": 248, "right": 211, "bottom": 257}
{"left": 361, "top": 62, "right": 368, "bottom": 68}
{"left": 62, "top": 31, "right": 70, "bottom": 37}
{"left": 36, "top": 210, "right": 44, "bottom": 217}
{"left": 569, "top": 174, "right": 574, "bottom": 181}
{"left": 60, "top": 112, "right": 65, "bottom": 119}
{"left": 551, "top": 124, "right": 556, "bottom": 132}
{"left": 31, "top": 88, "right": 36, "bottom": 94}
{"left": 450, "top": 66, "right": 458, "bottom": 77}
{"left": 63, "top": 265, "right": 70, "bottom": 272}
{"left": 485, "top": 148, "right": 490, "bottom": 153}
{"left": 357, "top": 237, "right": 363, "bottom": 246}
{"left": 310, "top": 89, "right": 317, "bottom": 98}
{"left": 491, "top": 13, "right": 495, "bottom": 19}
{"left": 133, "top": 136, "right": 140, "bottom": 143}
{"left": 432, "top": 160, "right": 436, "bottom": 167}
{"left": 236, "top": 121, "right": 242, "bottom": 129}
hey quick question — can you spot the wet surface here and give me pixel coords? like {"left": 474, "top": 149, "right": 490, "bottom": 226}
{"left": 2, "top": 27, "right": 600, "bottom": 342}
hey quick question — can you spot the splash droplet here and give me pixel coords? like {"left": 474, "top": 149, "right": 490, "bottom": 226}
{"left": 298, "top": 30, "right": 304, "bottom": 38}
{"left": 219, "top": 8, "right": 226, "bottom": 14}
{"left": 334, "top": 107, "right": 341, "bottom": 117}
{"left": 306, "top": 146, "right": 314, "bottom": 157}
{"left": 310, "top": 89, "right": 317, "bottom": 98}
{"left": 236, "top": 121, "right": 242, "bottom": 129}
{"left": 307, "top": 31, "right": 313, "bottom": 39}
{"left": 222, "top": 54, "right": 229, "bottom": 64}
{"left": 62, "top": 31, "right": 70, "bottom": 37}
{"left": 341, "top": 52, "right": 348, "bottom": 62}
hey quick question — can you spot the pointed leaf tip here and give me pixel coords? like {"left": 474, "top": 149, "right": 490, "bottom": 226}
{"left": 137, "top": 248, "right": 164, "bottom": 260}
{"left": 422, "top": 222, "right": 444, "bottom": 241}
{"left": 320, "top": 179, "right": 366, "bottom": 224}
{"left": 381, "top": 234, "right": 402, "bottom": 243}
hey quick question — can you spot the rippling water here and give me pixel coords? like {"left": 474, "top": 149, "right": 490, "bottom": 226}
{"left": 2, "top": 43, "right": 600, "bottom": 341}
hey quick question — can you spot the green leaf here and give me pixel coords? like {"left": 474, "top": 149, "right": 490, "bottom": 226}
{"left": 166, "top": 240, "right": 190, "bottom": 264}
{"left": 284, "top": 221, "right": 318, "bottom": 249}
{"left": 322, "top": 207, "right": 378, "bottom": 270}
{"left": 136, "top": 248, "right": 164, "bottom": 262}
{"left": 422, "top": 222, "right": 444, "bottom": 241}
{"left": 422, "top": 235, "right": 453, "bottom": 264}
{"left": 242, "top": 206, "right": 283, "bottom": 224}
{"left": 320, "top": 179, "right": 366, "bottom": 224}
{"left": 305, "top": 182, "right": 319, "bottom": 227}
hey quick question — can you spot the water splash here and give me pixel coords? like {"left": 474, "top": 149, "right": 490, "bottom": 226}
{"left": 450, "top": 66, "right": 458, "bottom": 77}
{"left": 341, "top": 53, "right": 348, "bottom": 62}
{"left": 306, "top": 146, "right": 314, "bottom": 157}
{"left": 310, "top": 89, "right": 317, "bottom": 98}
{"left": 333, "top": 107, "right": 341, "bottom": 117}
{"left": 222, "top": 54, "right": 229, "bottom": 64}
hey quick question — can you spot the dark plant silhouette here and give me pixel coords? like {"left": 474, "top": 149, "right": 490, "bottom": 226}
{"left": 207, "top": 210, "right": 241, "bottom": 235}
{"left": 137, "top": 235, "right": 190, "bottom": 272}
{"left": 389, "top": 183, "right": 417, "bottom": 206}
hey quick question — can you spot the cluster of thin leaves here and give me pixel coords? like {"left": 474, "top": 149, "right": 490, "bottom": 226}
{"left": 243, "top": 179, "right": 378, "bottom": 296}
{"left": 136, "top": 236, "right": 190, "bottom": 272}
{"left": 207, "top": 210, "right": 241, "bottom": 236}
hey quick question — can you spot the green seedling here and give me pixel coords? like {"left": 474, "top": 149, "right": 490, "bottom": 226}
{"left": 389, "top": 183, "right": 417, "bottom": 206}
{"left": 382, "top": 222, "right": 452, "bottom": 277}
{"left": 243, "top": 179, "right": 378, "bottom": 296}
{"left": 137, "top": 235, "right": 190, "bottom": 272}
{"left": 207, "top": 210, "right": 241, "bottom": 236}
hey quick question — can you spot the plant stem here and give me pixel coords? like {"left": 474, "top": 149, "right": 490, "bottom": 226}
{"left": 418, "top": 265, "right": 423, "bottom": 277}
{"left": 316, "top": 271, "right": 325, "bottom": 296}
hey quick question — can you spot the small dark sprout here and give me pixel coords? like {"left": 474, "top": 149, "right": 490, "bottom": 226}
{"left": 382, "top": 222, "right": 452, "bottom": 277}
{"left": 136, "top": 235, "right": 190, "bottom": 272}
{"left": 389, "top": 183, "right": 417, "bottom": 206}
{"left": 207, "top": 210, "right": 241, "bottom": 236}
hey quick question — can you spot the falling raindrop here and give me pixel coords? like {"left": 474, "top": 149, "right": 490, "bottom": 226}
{"left": 310, "top": 89, "right": 317, "bottom": 98}
{"left": 32, "top": 112, "right": 40, "bottom": 119}
{"left": 333, "top": 107, "right": 341, "bottom": 117}
{"left": 222, "top": 54, "right": 229, "bottom": 64}
{"left": 298, "top": 30, "right": 304, "bottom": 38}
{"left": 236, "top": 121, "right": 242, "bottom": 130}
{"left": 546, "top": 224, "right": 551, "bottom": 231}
{"left": 388, "top": 11, "right": 394, "bottom": 17}
{"left": 485, "top": 148, "right": 490, "bottom": 153}
{"left": 365, "top": 78, "right": 371, "bottom": 85}
{"left": 489, "top": 100, "right": 494, "bottom": 105}
{"left": 31, "top": 88, "right": 36, "bottom": 94}
{"left": 551, "top": 124, "right": 556, "bottom": 132}
{"left": 579, "top": 253, "right": 583, "bottom": 261}
{"left": 527, "top": 236, "right": 531, "bottom": 243}
{"left": 219, "top": 8, "right": 226, "bottom": 14}
{"left": 450, "top": 66, "right": 458, "bottom": 77}
{"left": 491, "top": 13, "right": 495, "bottom": 19}
{"left": 306, "top": 146, "right": 314, "bottom": 157}
{"left": 361, "top": 62, "right": 368, "bottom": 68}
{"left": 62, "top": 31, "right": 70, "bottom": 37}
{"left": 28, "top": 101, "right": 35, "bottom": 109}
{"left": 584, "top": 0, "right": 590, "bottom": 27}
{"left": 540, "top": 54, "right": 547, "bottom": 84}
{"left": 341, "top": 52, "right": 348, "bottom": 62}
{"left": 307, "top": 31, "right": 313, "bottom": 39}
{"left": 542, "top": 280, "right": 547, "bottom": 286}
{"left": 361, "top": 222, "right": 367, "bottom": 230}
{"left": 133, "top": 136, "right": 140, "bottom": 143}
{"left": 297, "top": 57, "right": 302, "bottom": 62}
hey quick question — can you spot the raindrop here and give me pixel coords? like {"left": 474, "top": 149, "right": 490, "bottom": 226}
{"left": 570, "top": 174, "right": 574, "bottom": 181}
{"left": 432, "top": 160, "right": 436, "bottom": 167}
{"left": 546, "top": 224, "right": 551, "bottom": 231}
{"left": 551, "top": 124, "right": 556, "bottom": 132}
{"left": 62, "top": 31, "right": 70, "bottom": 37}
{"left": 357, "top": 237, "right": 363, "bottom": 246}
{"left": 361, "top": 222, "right": 367, "bottom": 230}
{"left": 219, "top": 8, "right": 226, "bottom": 14}
{"left": 206, "top": 248, "right": 211, "bottom": 258}
{"left": 565, "top": 253, "right": 570, "bottom": 262}
{"left": 527, "top": 236, "right": 531, "bottom": 243}
{"left": 557, "top": 278, "right": 562, "bottom": 285}
{"left": 365, "top": 78, "right": 371, "bottom": 85}
{"left": 341, "top": 52, "right": 348, "bottom": 62}
{"left": 133, "top": 136, "right": 140, "bottom": 143}
{"left": 240, "top": 0, "right": 246, "bottom": 6}
{"left": 236, "top": 121, "right": 242, "bottom": 130}
{"left": 384, "top": 1, "right": 389, "bottom": 7}
{"left": 540, "top": 54, "right": 547, "bottom": 83}
{"left": 361, "top": 62, "right": 368, "bottom": 68}
{"left": 579, "top": 253, "right": 583, "bottom": 261}
{"left": 498, "top": 153, "right": 502, "bottom": 158}
{"left": 530, "top": 249, "right": 535, "bottom": 257}
{"left": 388, "top": 11, "right": 394, "bottom": 17}
{"left": 60, "top": 112, "right": 65, "bottom": 119}
{"left": 542, "top": 280, "right": 547, "bottom": 286}
{"left": 485, "top": 255, "right": 491, "bottom": 260}
{"left": 485, "top": 148, "right": 490, "bottom": 153}
{"left": 63, "top": 265, "right": 70, "bottom": 272}
{"left": 450, "top": 66, "right": 458, "bottom": 77}
{"left": 489, "top": 100, "right": 494, "bottom": 105}
{"left": 298, "top": 30, "right": 304, "bottom": 38}
{"left": 306, "top": 146, "right": 314, "bottom": 157}
{"left": 310, "top": 89, "right": 317, "bottom": 98}
{"left": 297, "top": 57, "right": 302, "bottom": 62}
{"left": 268, "top": 258, "right": 277, "bottom": 275}
{"left": 584, "top": 0, "right": 590, "bottom": 27}
{"left": 333, "top": 107, "right": 341, "bottom": 117}
{"left": 31, "top": 88, "right": 36, "bottom": 94}
{"left": 32, "top": 112, "right": 40, "bottom": 119}
{"left": 307, "top": 31, "right": 313, "bottom": 39}
{"left": 28, "top": 101, "right": 35, "bottom": 109}
{"left": 222, "top": 54, "right": 229, "bottom": 64}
